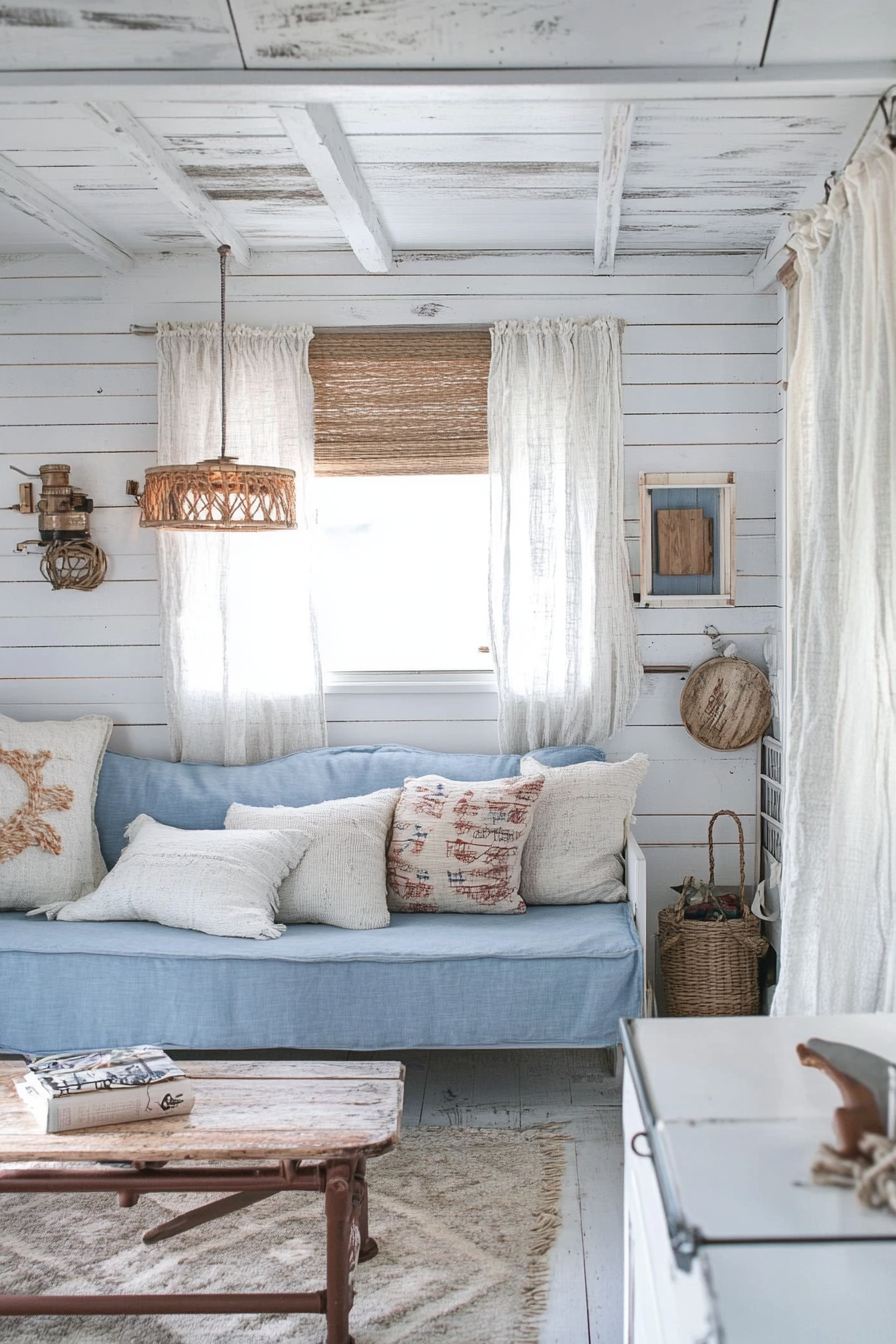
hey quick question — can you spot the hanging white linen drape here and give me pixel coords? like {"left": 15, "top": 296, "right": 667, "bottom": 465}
{"left": 488, "top": 317, "right": 641, "bottom": 753}
{"left": 773, "top": 136, "right": 896, "bottom": 1014}
{"left": 156, "top": 322, "right": 326, "bottom": 765}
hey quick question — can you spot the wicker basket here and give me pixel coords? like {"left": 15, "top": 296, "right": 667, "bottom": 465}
{"left": 658, "top": 809, "right": 768, "bottom": 1016}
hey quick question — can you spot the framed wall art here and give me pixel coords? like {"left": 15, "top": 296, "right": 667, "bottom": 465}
{"left": 638, "top": 471, "right": 736, "bottom": 608}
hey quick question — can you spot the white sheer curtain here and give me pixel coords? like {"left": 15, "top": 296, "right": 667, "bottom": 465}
{"left": 156, "top": 322, "right": 326, "bottom": 765}
{"left": 773, "top": 137, "right": 896, "bottom": 1014}
{"left": 488, "top": 317, "right": 641, "bottom": 752}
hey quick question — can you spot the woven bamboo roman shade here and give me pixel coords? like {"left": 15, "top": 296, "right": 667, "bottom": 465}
{"left": 309, "top": 330, "right": 490, "bottom": 476}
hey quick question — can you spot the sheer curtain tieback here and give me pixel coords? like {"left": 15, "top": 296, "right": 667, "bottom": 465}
{"left": 488, "top": 317, "right": 642, "bottom": 754}
{"left": 156, "top": 322, "right": 326, "bottom": 766}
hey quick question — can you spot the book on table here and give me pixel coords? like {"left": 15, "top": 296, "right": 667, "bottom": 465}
{"left": 13, "top": 1045, "right": 195, "bottom": 1134}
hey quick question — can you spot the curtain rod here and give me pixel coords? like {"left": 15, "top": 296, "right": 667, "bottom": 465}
{"left": 130, "top": 324, "right": 494, "bottom": 335}
{"left": 837, "top": 82, "right": 896, "bottom": 179}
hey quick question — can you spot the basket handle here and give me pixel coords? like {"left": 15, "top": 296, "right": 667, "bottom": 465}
{"left": 707, "top": 809, "right": 745, "bottom": 902}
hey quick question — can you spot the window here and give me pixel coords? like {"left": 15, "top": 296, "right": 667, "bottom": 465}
{"left": 309, "top": 331, "right": 492, "bottom": 674}
{"left": 314, "top": 475, "right": 491, "bottom": 672}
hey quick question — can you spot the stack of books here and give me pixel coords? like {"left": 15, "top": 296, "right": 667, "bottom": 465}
{"left": 14, "top": 1045, "right": 195, "bottom": 1134}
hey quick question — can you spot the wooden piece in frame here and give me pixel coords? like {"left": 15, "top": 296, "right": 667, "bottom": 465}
{"left": 639, "top": 472, "right": 736, "bottom": 608}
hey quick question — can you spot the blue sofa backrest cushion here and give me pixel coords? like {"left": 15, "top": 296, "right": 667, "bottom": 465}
{"left": 95, "top": 742, "right": 606, "bottom": 867}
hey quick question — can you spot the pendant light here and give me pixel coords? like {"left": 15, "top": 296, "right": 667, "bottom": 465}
{"left": 128, "top": 245, "right": 297, "bottom": 531}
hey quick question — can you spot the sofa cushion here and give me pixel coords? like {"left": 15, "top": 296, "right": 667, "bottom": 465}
{"left": 0, "top": 904, "right": 642, "bottom": 1052}
{"left": 519, "top": 753, "right": 650, "bottom": 905}
{"left": 225, "top": 788, "right": 399, "bottom": 930}
{"left": 38, "top": 815, "right": 309, "bottom": 941}
{"left": 0, "top": 713, "right": 112, "bottom": 911}
{"left": 94, "top": 742, "right": 605, "bottom": 867}
{"left": 387, "top": 774, "right": 544, "bottom": 915}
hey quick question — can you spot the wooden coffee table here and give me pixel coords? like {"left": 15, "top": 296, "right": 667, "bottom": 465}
{"left": 0, "top": 1058, "right": 404, "bottom": 1344}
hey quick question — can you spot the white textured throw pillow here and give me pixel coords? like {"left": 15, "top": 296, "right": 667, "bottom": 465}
{"left": 519, "top": 754, "right": 649, "bottom": 904}
{"left": 224, "top": 788, "right": 399, "bottom": 930}
{"left": 0, "top": 713, "right": 112, "bottom": 911}
{"left": 33, "top": 814, "right": 310, "bottom": 940}
{"left": 387, "top": 774, "right": 544, "bottom": 914}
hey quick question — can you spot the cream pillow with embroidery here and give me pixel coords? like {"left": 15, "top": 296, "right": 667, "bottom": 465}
{"left": 0, "top": 714, "right": 112, "bottom": 911}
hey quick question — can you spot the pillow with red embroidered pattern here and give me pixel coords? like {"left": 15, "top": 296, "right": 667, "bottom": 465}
{"left": 386, "top": 773, "right": 544, "bottom": 915}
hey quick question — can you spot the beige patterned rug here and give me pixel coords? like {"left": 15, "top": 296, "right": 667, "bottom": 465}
{"left": 0, "top": 1126, "right": 566, "bottom": 1343}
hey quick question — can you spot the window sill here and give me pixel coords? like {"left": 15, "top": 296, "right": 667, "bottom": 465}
{"left": 323, "top": 670, "right": 497, "bottom": 696}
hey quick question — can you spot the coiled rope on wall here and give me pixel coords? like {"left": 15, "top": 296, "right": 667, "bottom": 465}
{"left": 39, "top": 540, "right": 108, "bottom": 592}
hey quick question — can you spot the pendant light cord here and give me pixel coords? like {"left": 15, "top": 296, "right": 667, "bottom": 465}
{"left": 218, "top": 244, "right": 230, "bottom": 460}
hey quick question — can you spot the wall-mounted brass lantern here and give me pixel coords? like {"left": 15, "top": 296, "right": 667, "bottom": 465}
{"left": 11, "top": 463, "right": 107, "bottom": 591}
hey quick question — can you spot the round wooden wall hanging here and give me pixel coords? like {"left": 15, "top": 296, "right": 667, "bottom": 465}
{"left": 679, "top": 657, "right": 772, "bottom": 752}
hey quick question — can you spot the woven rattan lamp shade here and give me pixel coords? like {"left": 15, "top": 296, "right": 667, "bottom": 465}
{"left": 139, "top": 459, "right": 297, "bottom": 531}
{"left": 134, "top": 246, "right": 297, "bottom": 533}
{"left": 309, "top": 330, "right": 490, "bottom": 476}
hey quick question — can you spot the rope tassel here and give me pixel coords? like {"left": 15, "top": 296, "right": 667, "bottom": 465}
{"left": 812, "top": 1133, "right": 896, "bottom": 1215}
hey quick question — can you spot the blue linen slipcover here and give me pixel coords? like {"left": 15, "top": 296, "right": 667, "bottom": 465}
{"left": 0, "top": 906, "right": 641, "bottom": 1054}
{"left": 1, "top": 741, "right": 644, "bottom": 1053}
{"left": 95, "top": 742, "right": 606, "bottom": 865}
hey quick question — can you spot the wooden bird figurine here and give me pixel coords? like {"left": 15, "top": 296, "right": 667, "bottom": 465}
{"left": 797, "top": 1038, "right": 894, "bottom": 1158}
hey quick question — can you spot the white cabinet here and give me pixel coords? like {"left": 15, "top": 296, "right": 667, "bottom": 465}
{"left": 622, "top": 1015, "right": 896, "bottom": 1344}
{"left": 623, "top": 1068, "right": 716, "bottom": 1344}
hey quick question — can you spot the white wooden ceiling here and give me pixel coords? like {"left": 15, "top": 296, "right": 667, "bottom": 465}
{"left": 0, "top": 0, "right": 892, "bottom": 275}
{"left": 0, "top": 0, "right": 893, "bottom": 69}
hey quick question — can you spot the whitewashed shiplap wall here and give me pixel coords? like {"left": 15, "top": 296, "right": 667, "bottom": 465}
{"left": 0, "top": 250, "right": 782, "bottom": 947}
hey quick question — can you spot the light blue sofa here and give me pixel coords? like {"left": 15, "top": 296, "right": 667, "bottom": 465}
{"left": 0, "top": 743, "right": 647, "bottom": 1055}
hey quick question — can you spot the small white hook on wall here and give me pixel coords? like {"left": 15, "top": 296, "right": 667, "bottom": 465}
{"left": 687, "top": 624, "right": 738, "bottom": 673}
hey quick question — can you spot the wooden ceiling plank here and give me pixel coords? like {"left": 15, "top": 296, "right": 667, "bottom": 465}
{"left": 594, "top": 102, "right": 635, "bottom": 274}
{"left": 763, "top": 0, "right": 896, "bottom": 63}
{"left": 278, "top": 104, "right": 392, "bottom": 274}
{"left": 0, "top": 153, "right": 132, "bottom": 272}
{"left": 84, "top": 101, "right": 251, "bottom": 268}
{"left": 348, "top": 132, "right": 602, "bottom": 165}
{"left": 225, "top": 0, "right": 774, "bottom": 71}
{"left": 362, "top": 162, "right": 600, "bottom": 197}
{"left": 0, "top": 0, "right": 243, "bottom": 71}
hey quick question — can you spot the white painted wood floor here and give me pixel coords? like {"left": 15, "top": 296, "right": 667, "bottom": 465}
{"left": 393, "top": 1047, "right": 625, "bottom": 1344}
{"left": 186, "top": 1048, "right": 623, "bottom": 1344}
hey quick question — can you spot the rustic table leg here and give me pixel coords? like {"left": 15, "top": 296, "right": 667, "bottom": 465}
{"left": 325, "top": 1158, "right": 357, "bottom": 1344}
{"left": 354, "top": 1157, "right": 378, "bottom": 1262}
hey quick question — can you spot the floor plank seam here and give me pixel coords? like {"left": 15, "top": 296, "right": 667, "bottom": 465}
{"left": 574, "top": 1141, "right": 594, "bottom": 1344}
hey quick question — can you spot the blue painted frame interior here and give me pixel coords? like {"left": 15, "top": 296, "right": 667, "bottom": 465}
{"left": 650, "top": 487, "right": 721, "bottom": 597}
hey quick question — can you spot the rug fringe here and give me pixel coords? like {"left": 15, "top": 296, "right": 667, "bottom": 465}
{"left": 411, "top": 1126, "right": 570, "bottom": 1343}
{"left": 518, "top": 1132, "right": 568, "bottom": 1344}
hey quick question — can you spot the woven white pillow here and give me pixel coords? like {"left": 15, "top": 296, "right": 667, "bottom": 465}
{"left": 387, "top": 774, "right": 544, "bottom": 914}
{"left": 224, "top": 788, "right": 399, "bottom": 930}
{"left": 32, "top": 814, "right": 310, "bottom": 940}
{"left": 0, "top": 713, "right": 112, "bottom": 911}
{"left": 519, "top": 754, "right": 649, "bottom": 904}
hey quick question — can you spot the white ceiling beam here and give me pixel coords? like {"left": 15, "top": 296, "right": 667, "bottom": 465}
{"left": 0, "top": 153, "right": 132, "bottom": 272}
{"left": 0, "top": 63, "right": 891, "bottom": 102}
{"left": 84, "top": 101, "right": 251, "bottom": 269}
{"left": 594, "top": 103, "right": 635, "bottom": 275}
{"left": 277, "top": 104, "right": 391, "bottom": 274}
